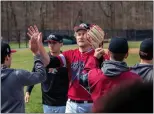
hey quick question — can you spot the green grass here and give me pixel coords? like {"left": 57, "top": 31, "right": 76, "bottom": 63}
{"left": 10, "top": 43, "right": 140, "bottom": 113}
{"left": 9, "top": 42, "right": 29, "bottom": 49}
{"left": 126, "top": 54, "right": 140, "bottom": 66}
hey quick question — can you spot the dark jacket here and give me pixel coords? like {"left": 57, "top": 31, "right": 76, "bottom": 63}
{"left": 1, "top": 55, "right": 47, "bottom": 113}
{"left": 26, "top": 53, "right": 69, "bottom": 106}
{"left": 131, "top": 63, "right": 153, "bottom": 82}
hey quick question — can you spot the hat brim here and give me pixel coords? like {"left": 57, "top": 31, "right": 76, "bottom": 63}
{"left": 11, "top": 50, "right": 17, "bottom": 53}
{"left": 74, "top": 26, "right": 87, "bottom": 32}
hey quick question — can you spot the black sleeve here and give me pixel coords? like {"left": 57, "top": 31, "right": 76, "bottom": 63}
{"left": 26, "top": 85, "right": 34, "bottom": 95}
{"left": 46, "top": 56, "right": 61, "bottom": 68}
{"left": 26, "top": 66, "right": 35, "bottom": 94}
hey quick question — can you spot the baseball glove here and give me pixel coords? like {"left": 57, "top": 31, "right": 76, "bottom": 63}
{"left": 87, "top": 24, "right": 105, "bottom": 49}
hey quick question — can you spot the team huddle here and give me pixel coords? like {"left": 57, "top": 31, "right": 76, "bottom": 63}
{"left": 1, "top": 23, "right": 153, "bottom": 113}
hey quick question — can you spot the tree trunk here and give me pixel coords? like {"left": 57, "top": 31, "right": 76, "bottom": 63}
{"left": 6, "top": 2, "right": 10, "bottom": 43}
{"left": 10, "top": 1, "right": 20, "bottom": 48}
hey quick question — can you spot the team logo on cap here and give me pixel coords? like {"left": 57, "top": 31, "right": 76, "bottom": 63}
{"left": 48, "top": 34, "right": 56, "bottom": 39}
{"left": 7, "top": 48, "right": 9, "bottom": 53}
{"left": 80, "top": 23, "right": 88, "bottom": 28}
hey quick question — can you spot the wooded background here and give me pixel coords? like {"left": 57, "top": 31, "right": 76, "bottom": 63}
{"left": 1, "top": 1, "right": 153, "bottom": 43}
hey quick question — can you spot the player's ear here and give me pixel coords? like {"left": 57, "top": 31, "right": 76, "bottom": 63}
{"left": 5, "top": 55, "right": 10, "bottom": 61}
{"left": 124, "top": 52, "right": 129, "bottom": 59}
{"left": 60, "top": 43, "right": 63, "bottom": 47}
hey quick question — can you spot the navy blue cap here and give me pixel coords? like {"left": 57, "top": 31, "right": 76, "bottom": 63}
{"left": 140, "top": 38, "right": 153, "bottom": 54}
{"left": 1, "top": 42, "right": 16, "bottom": 60}
{"left": 74, "top": 23, "right": 91, "bottom": 32}
{"left": 109, "top": 38, "right": 128, "bottom": 54}
{"left": 44, "top": 34, "right": 63, "bottom": 43}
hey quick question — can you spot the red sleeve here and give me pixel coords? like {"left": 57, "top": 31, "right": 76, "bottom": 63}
{"left": 83, "top": 56, "right": 100, "bottom": 73}
{"left": 88, "top": 68, "right": 102, "bottom": 87}
{"left": 79, "top": 56, "right": 100, "bottom": 93}
{"left": 88, "top": 68, "right": 104, "bottom": 101}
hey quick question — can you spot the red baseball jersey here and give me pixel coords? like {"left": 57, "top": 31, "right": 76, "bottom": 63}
{"left": 57, "top": 48, "right": 109, "bottom": 101}
{"left": 88, "top": 68, "right": 142, "bottom": 101}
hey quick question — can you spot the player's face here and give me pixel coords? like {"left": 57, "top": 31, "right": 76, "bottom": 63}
{"left": 75, "top": 30, "right": 90, "bottom": 47}
{"left": 5, "top": 54, "right": 12, "bottom": 68}
{"left": 48, "top": 41, "right": 62, "bottom": 53}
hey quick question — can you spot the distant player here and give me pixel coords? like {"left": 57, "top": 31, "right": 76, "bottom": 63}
{"left": 131, "top": 38, "right": 153, "bottom": 82}
{"left": 25, "top": 34, "right": 69, "bottom": 113}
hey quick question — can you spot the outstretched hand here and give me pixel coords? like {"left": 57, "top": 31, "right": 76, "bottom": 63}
{"left": 28, "top": 38, "right": 39, "bottom": 55}
{"left": 27, "top": 25, "right": 43, "bottom": 55}
{"left": 27, "top": 25, "right": 43, "bottom": 44}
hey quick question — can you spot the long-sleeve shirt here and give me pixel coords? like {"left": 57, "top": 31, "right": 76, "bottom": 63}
{"left": 1, "top": 55, "right": 47, "bottom": 113}
{"left": 26, "top": 53, "right": 69, "bottom": 106}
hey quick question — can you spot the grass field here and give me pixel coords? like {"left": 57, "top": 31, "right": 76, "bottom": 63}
{"left": 11, "top": 42, "right": 141, "bottom": 113}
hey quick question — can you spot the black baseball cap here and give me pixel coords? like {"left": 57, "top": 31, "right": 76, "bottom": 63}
{"left": 44, "top": 34, "right": 63, "bottom": 43}
{"left": 74, "top": 23, "right": 91, "bottom": 32}
{"left": 109, "top": 38, "right": 128, "bottom": 54}
{"left": 139, "top": 38, "right": 153, "bottom": 58}
{"left": 1, "top": 42, "right": 16, "bottom": 60}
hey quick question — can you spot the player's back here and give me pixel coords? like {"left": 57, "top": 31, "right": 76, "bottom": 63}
{"left": 1, "top": 56, "right": 46, "bottom": 113}
{"left": 1, "top": 68, "right": 25, "bottom": 113}
{"left": 131, "top": 63, "right": 153, "bottom": 82}
{"left": 88, "top": 61, "right": 142, "bottom": 101}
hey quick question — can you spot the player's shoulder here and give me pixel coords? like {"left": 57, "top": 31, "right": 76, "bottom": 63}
{"left": 88, "top": 68, "right": 106, "bottom": 85}
{"left": 122, "top": 70, "right": 141, "bottom": 80}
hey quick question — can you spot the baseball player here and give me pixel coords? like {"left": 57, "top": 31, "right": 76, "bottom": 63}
{"left": 131, "top": 38, "right": 153, "bottom": 82}
{"left": 25, "top": 34, "right": 69, "bottom": 113}
{"left": 79, "top": 38, "right": 142, "bottom": 101}
{"left": 27, "top": 23, "right": 109, "bottom": 113}
{"left": 1, "top": 40, "right": 47, "bottom": 113}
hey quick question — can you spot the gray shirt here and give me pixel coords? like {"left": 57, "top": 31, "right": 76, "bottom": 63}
{"left": 1, "top": 55, "right": 47, "bottom": 113}
{"left": 131, "top": 63, "right": 153, "bottom": 82}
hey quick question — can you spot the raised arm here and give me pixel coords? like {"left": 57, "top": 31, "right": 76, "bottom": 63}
{"left": 16, "top": 54, "right": 47, "bottom": 86}
{"left": 27, "top": 25, "right": 63, "bottom": 68}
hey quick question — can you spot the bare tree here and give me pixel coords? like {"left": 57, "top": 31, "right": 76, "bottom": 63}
{"left": 6, "top": 2, "right": 11, "bottom": 43}
{"left": 10, "top": 1, "right": 21, "bottom": 48}
{"left": 40, "top": 2, "right": 46, "bottom": 41}
{"left": 98, "top": 1, "right": 116, "bottom": 37}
